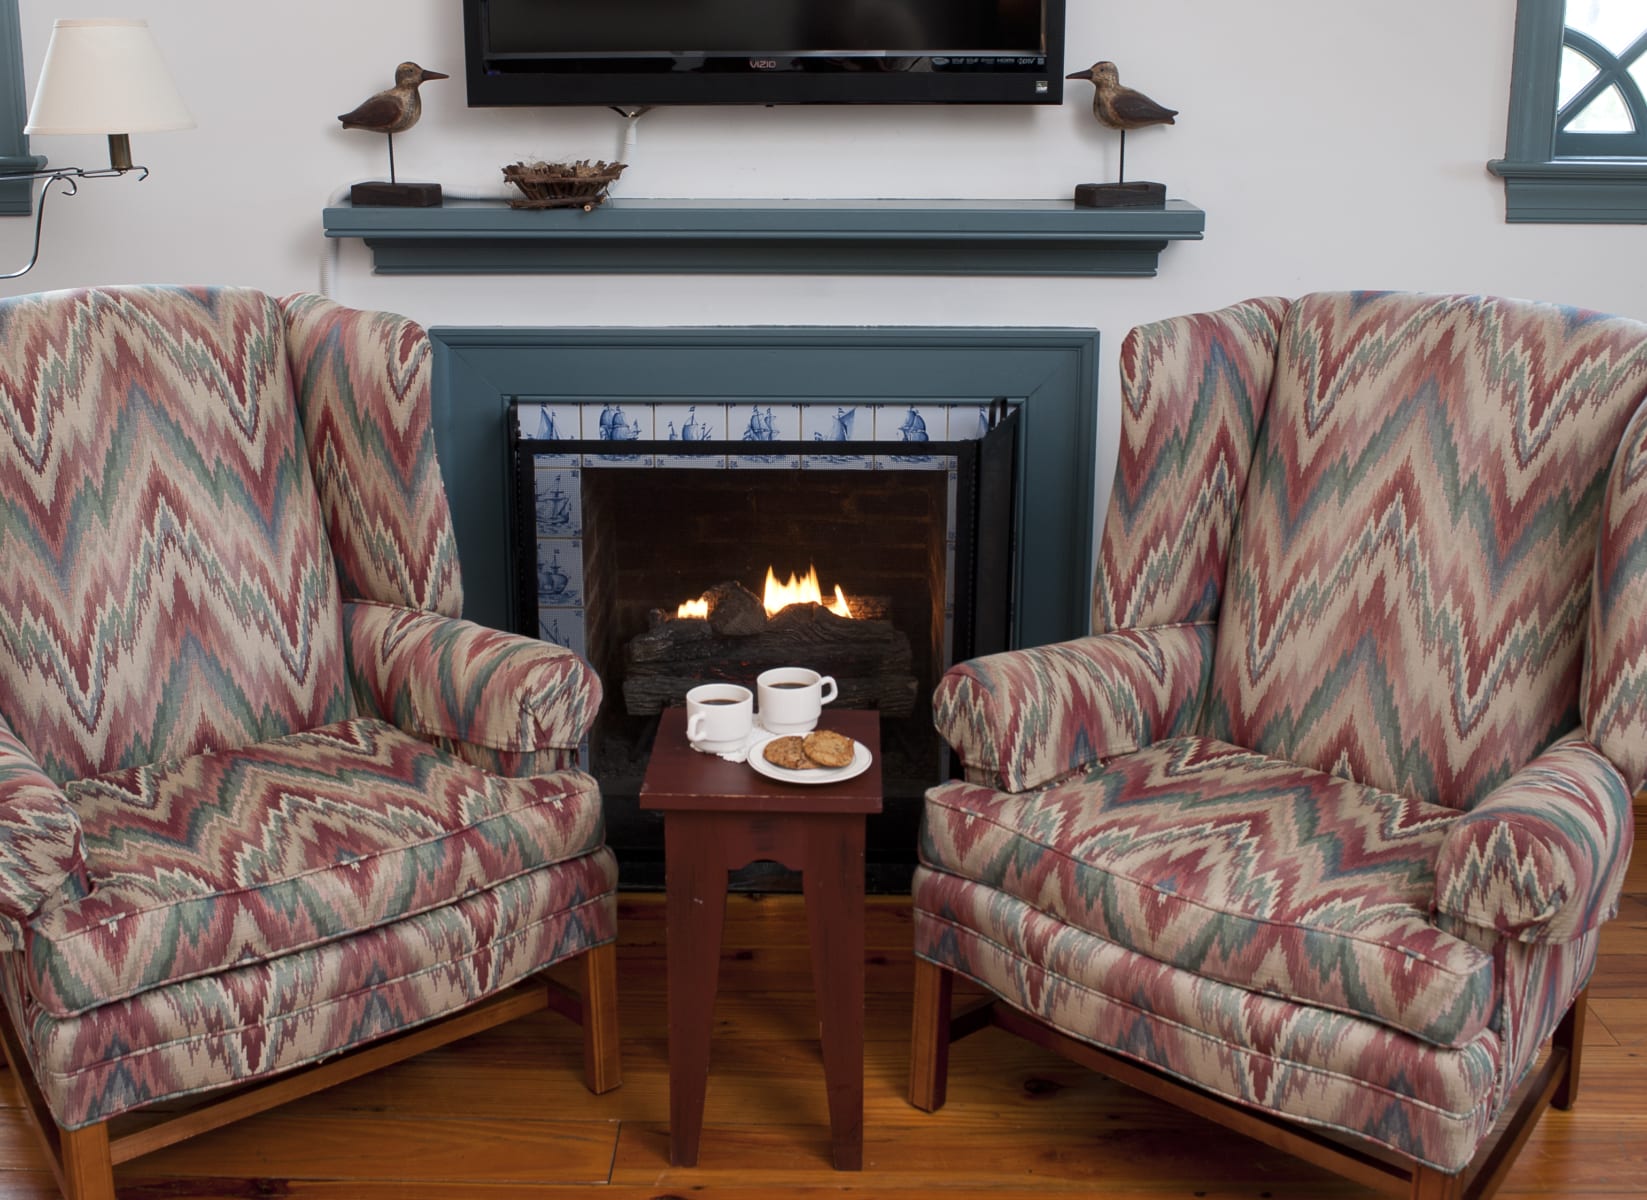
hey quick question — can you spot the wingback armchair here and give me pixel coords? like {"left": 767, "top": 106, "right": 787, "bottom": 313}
{"left": 0, "top": 287, "right": 619, "bottom": 1199}
{"left": 910, "top": 292, "right": 1647, "bottom": 1199}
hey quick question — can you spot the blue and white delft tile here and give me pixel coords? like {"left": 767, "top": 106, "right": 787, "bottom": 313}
{"left": 874, "top": 402, "right": 948, "bottom": 470}
{"left": 537, "top": 607, "right": 587, "bottom": 660}
{"left": 802, "top": 403, "right": 871, "bottom": 470}
{"left": 583, "top": 400, "right": 653, "bottom": 467}
{"left": 534, "top": 468, "right": 582, "bottom": 537}
{"left": 729, "top": 402, "right": 801, "bottom": 469}
{"left": 953, "top": 403, "right": 995, "bottom": 442}
{"left": 657, "top": 402, "right": 728, "bottom": 469}
{"left": 523, "top": 403, "right": 583, "bottom": 466}
{"left": 536, "top": 538, "right": 585, "bottom": 607}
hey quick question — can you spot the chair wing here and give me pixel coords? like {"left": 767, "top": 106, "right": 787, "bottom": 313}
{"left": 280, "top": 292, "right": 464, "bottom": 618}
{"left": 1586, "top": 395, "right": 1647, "bottom": 789}
{"left": 1096, "top": 295, "right": 1288, "bottom": 632}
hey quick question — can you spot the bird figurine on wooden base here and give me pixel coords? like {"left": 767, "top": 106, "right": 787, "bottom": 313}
{"left": 1065, "top": 61, "right": 1176, "bottom": 209}
{"left": 338, "top": 61, "right": 448, "bottom": 207}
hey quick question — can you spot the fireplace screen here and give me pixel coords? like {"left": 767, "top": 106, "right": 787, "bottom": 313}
{"left": 508, "top": 399, "right": 1019, "bottom": 890}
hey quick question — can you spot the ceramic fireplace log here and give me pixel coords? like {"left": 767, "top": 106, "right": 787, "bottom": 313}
{"left": 621, "top": 603, "right": 916, "bottom": 717}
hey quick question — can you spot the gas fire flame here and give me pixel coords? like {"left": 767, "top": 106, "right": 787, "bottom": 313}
{"left": 676, "top": 566, "right": 853, "bottom": 620}
{"left": 765, "top": 565, "right": 853, "bottom": 619}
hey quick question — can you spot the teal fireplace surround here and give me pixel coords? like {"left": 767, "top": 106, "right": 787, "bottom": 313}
{"left": 430, "top": 326, "right": 1099, "bottom": 649}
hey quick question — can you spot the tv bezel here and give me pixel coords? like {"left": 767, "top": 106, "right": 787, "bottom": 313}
{"left": 461, "top": 0, "right": 1067, "bottom": 107}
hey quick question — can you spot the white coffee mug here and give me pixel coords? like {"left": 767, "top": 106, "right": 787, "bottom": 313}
{"left": 756, "top": 667, "right": 839, "bottom": 735}
{"left": 686, "top": 683, "right": 754, "bottom": 752}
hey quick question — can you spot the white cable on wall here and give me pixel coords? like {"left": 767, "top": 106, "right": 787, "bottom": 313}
{"left": 614, "top": 106, "right": 649, "bottom": 170}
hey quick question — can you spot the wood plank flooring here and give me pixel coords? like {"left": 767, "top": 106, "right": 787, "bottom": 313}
{"left": 2, "top": 800, "right": 1643, "bottom": 1199}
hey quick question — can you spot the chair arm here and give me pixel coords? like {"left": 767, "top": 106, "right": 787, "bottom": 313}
{"left": 1433, "top": 735, "right": 1634, "bottom": 943}
{"left": 932, "top": 623, "right": 1215, "bottom": 793}
{"left": 344, "top": 601, "right": 603, "bottom": 775}
{"left": 0, "top": 722, "right": 86, "bottom": 950}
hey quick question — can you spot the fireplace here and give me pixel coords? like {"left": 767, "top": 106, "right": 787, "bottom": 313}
{"left": 427, "top": 325, "right": 1101, "bottom": 890}
{"left": 508, "top": 401, "right": 1019, "bottom": 889}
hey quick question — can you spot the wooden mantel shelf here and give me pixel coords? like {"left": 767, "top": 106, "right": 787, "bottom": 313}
{"left": 321, "top": 196, "right": 1205, "bottom": 277}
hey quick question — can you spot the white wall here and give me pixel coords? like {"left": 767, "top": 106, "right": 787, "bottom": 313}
{"left": 5, "top": 1, "right": 1645, "bottom": 533}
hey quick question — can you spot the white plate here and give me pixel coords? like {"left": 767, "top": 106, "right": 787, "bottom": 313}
{"left": 747, "top": 731, "right": 872, "bottom": 785}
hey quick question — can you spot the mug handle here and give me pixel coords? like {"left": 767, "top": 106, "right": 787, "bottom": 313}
{"left": 818, "top": 676, "right": 839, "bottom": 706}
{"left": 686, "top": 712, "right": 706, "bottom": 742}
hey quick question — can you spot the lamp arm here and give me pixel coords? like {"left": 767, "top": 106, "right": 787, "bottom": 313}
{"left": 0, "top": 165, "right": 150, "bottom": 281}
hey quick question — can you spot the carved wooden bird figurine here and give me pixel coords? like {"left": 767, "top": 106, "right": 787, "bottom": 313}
{"left": 338, "top": 62, "right": 448, "bottom": 184}
{"left": 1065, "top": 61, "right": 1177, "bottom": 182}
{"left": 339, "top": 62, "right": 447, "bottom": 134}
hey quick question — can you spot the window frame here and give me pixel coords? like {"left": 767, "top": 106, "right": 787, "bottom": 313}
{"left": 1490, "top": 0, "right": 1647, "bottom": 222}
{"left": 0, "top": 0, "right": 43, "bottom": 216}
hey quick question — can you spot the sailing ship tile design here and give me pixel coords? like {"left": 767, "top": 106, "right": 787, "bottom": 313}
{"left": 802, "top": 404, "right": 872, "bottom": 470}
{"left": 875, "top": 402, "right": 951, "bottom": 471}
{"left": 524, "top": 404, "right": 583, "bottom": 467}
{"left": 536, "top": 538, "right": 585, "bottom": 607}
{"left": 729, "top": 402, "right": 803, "bottom": 469}
{"left": 534, "top": 468, "right": 582, "bottom": 537}
{"left": 657, "top": 403, "right": 728, "bottom": 469}
{"left": 537, "top": 608, "right": 587, "bottom": 660}
{"left": 583, "top": 400, "right": 653, "bottom": 467}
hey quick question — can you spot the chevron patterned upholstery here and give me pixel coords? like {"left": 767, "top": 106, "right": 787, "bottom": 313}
{"left": 916, "top": 292, "right": 1647, "bottom": 1186}
{"left": 281, "top": 292, "right": 464, "bottom": 617}
{"left": 0, "top": 287, "right": 617, "bottom": 1163}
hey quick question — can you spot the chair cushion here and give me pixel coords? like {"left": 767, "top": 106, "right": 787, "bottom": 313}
{"left": 911, "top": 868, "right": 1503, "bottom": 1173}
{"left": 4, "top": 850, "right": 616, "bottom": 1129}
{"left": 26, "top": 718, "right": 604, "bottom": 1017}
{"left": 920, "top": 736, "right": 1495, "bottom": 1047}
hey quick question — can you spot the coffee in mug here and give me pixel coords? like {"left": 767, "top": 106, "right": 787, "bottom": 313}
{"left": 686, "top": 683, "right": 754, "bottom": 752}
{"left": 756, "top": 667, "right": 839, "bottom": 735}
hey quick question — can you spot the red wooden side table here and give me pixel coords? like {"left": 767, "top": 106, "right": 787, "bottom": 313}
{"left": 640, "top": 706, "right": 883, "bottom": 1171}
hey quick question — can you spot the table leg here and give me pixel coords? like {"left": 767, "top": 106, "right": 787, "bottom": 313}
{"left": 665, "top": 814, "right": 728, "bottom": 1167}
{"left": 803, "top": 815, "right": 865, "bottom": 1170}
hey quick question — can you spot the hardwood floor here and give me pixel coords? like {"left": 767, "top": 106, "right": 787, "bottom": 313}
{"left": 2, "top": 802, "right": 1643, "bottom": 1199}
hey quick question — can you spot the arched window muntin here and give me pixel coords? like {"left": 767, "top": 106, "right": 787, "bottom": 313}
{"left": 1557, "top": 25, "right": 1647, "bottom": 155}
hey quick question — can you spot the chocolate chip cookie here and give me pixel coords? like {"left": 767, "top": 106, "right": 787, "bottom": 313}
{"left": 802, "top": 729, "right": 856, "bottom": 769}
{"left": 762, "top": 735, "right": 817, "bottom": 770}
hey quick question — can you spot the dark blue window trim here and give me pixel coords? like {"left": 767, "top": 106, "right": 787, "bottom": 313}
{"left": 0, "top": 0, "right": 44, "bottom": 216}
{"left": 1490, "top": 0, "right": 1647, "bottom": 223}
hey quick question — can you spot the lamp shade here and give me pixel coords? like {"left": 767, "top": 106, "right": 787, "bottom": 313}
{"left": 24, "top": 19, "right": 193, "bottom": 136}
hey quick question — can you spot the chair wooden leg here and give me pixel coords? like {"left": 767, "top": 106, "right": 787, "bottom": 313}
{"left": 908, "top": 956, "right": 954, "bottom": 1112}
{"left": 59, "top": 1122, "right": 115, "bottom": 1200}
{"left": 1552, "top": 987, "right": 1587, "bottom": 1111}
{"left": 1409, "top": 1164, "right": 1465, "bottom": 1200}
{"left": 579, "top": 941, "right": 622, "bottom": 1094}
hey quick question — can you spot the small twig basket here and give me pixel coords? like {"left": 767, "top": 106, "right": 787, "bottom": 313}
{"left": 502, "top": 160, "right": 627, "bottom": 211}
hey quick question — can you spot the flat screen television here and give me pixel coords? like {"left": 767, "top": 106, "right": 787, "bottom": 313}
{"left": 462, "top": 0, "right": 1066, "bottom": 107}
